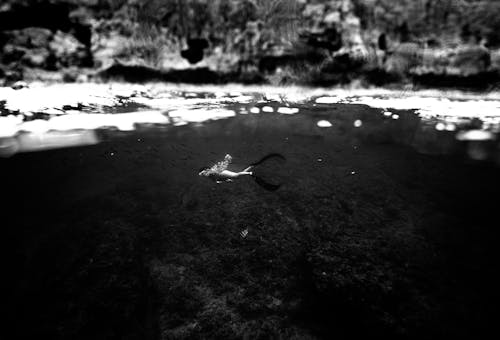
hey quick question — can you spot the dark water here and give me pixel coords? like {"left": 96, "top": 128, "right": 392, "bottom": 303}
{"left": 2, "top": 96, "right": 500, "bottom": 339}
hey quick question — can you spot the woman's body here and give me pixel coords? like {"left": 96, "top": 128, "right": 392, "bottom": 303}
{"left": 198, "top": 154, "right": 253, "bottom": 183}
{"left": 198, "top": 153, "right": 284, "bottom": 190}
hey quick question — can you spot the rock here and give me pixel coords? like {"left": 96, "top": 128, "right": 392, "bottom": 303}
{"left": 452, "top": 45, "right": 491, "bottom": 75}
{"left": 301, "top": 26, "right": 342, "bottom": 54}
{"left": 324, "top": 11, "right": 341, "bottom": 25}
{"left": 76, "top": 73, "right": 90, "bottom": 83}
{"left": 49, "top": 31, "right": 88, "bottom": 67}
{"left": 22, "top": 47, "right": 50, "bottom": 68}
{"left": 303, "top": 3, "right": 326, "bottom": 22}
{"left": 340, "top": 13, "right": 368, "bottom": 61}
{"left": 0, "top": 28, "right": 52, "bottom": 68}
{"left": 385, "top": 42, "right": 422, "bottom": 74}
{"left": 20, "top": 27, "right": 52, "bottom": 48}
{"left": 62, "top": 69, "right": 78, "bottom": 83}
{"left": 300, "top": 0, "right": 368, "bottom": 63}
{"left": 181, "top": 38, "right": 209, "bottom": 64}
{"left": 378, "top": 33, "right": 387, "bottom": 51}
{"left": 1, "top": 44, "right": 26, "bottom": 64}
{"left": 3, "top": 67, "right": 23, "bottom": 83}
{"left": 0, "top": 0, "right": 498, "bottom": 88}
{"left": 4, "top": 30, "right": 29, "bottom": 46}
{"left": 416, "top": 48, "right": 451, "bottom": 75}
{"left": 11, "top": 80, "right": 28, "bottom": 90}
{"left": 1, "top": 27, "right": 92, "bottom": 70}
{"left": 62, "top": 68, "right": 88, "bottom": 83}
{"left": 491, "top": 49, "right": 500, "bottom": 70}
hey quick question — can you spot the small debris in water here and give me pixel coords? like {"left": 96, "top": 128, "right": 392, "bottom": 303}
{"left": 445, "top": 123, "right": 456, "bottom": 131}
{"left": 317, "top": 158, "right": 323, "bottom": 162}
{"left": 354, "top": 119, "right": 363, "bottom": 127}
{"left": 240, "top": 229, "right": 248, "bottom": 238}
{"left": 435, "top": 122, "right": 446, "bottom": 131}
{"left": 110, "top": 152, "right": 115, "bottom": 156}
{"left": 317, "top": 120, "right": 332, "bottom": 128}
{"left": 351, "top": 171, "right": 356, "bottom": 175}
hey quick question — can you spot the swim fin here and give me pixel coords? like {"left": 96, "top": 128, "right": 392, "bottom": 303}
{"left": 249, "top": 153, "right": 286, "bottom": 167}
{"left": 247, "top": 153, "right": 286, "bottom": 191}
{"left": 253, "top": 176, "right": 282, "bottom": 191}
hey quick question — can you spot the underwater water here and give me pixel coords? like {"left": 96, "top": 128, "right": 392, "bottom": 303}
{"left": 1, "top": 84, "right": 500, "bottom": 339}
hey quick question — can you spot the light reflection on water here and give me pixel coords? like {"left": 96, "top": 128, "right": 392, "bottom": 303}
{"left": 1, "top": 83, "right": 499, "bottom": 163}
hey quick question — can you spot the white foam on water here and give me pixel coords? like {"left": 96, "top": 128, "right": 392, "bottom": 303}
{"left": 168, "top": 108, "right": 235, "bottom": 124}
{"left": 20, "top": 119, "right": 51, "bottom": 134}
{"left": 347, "top": 95, "right": 500, "bottom": 121}
{"left": 316, "top": 96, "right": 338, "bottom": 104}
{"left": 2, "top": 83, "right": 500, "bottom": 152}
{"left": 0, "top": 83, "right": 117, "bottom": 113}
{"left": 230, "top": 95, "right": 255, "bottom": 103}
{"left": 41, "top": 108, "right": 65, "bottom": 115}
{"left": 50, "top": 111, "right": 169, "bottom": 131}
{"left": 1, "top": 110, "right": 169, "bottom": 138}
{"left": 456, "top": 130, "right": 496, "bottom": 141}
{"left": 265, "top": 94, "right": 282, "bottom": 102}
{"left": 277, "top": 107, "right": 299, "bottom": 114}
{"left": 0, "top": 115, "right": 24, "bottom": 137}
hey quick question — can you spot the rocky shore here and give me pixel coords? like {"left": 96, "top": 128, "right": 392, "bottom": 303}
{"left": 1, "top": 0, "right": 500, "bottom": 89}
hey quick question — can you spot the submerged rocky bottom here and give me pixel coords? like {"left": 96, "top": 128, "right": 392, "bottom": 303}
{"left": 2, "top": 100, "right": 500, "bottom": 339}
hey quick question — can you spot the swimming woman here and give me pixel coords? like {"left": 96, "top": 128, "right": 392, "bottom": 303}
{"left": 199, "top": 153, "right": 285, "bottom": 191}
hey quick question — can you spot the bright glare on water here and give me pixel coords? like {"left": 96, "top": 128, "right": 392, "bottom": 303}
{"left": 1, "top": 83, "right": 500, "bottom": 162}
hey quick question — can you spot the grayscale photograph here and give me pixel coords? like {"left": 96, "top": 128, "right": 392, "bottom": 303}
{"left": 1, "top": 0, "right": 499, "bottom": 339}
